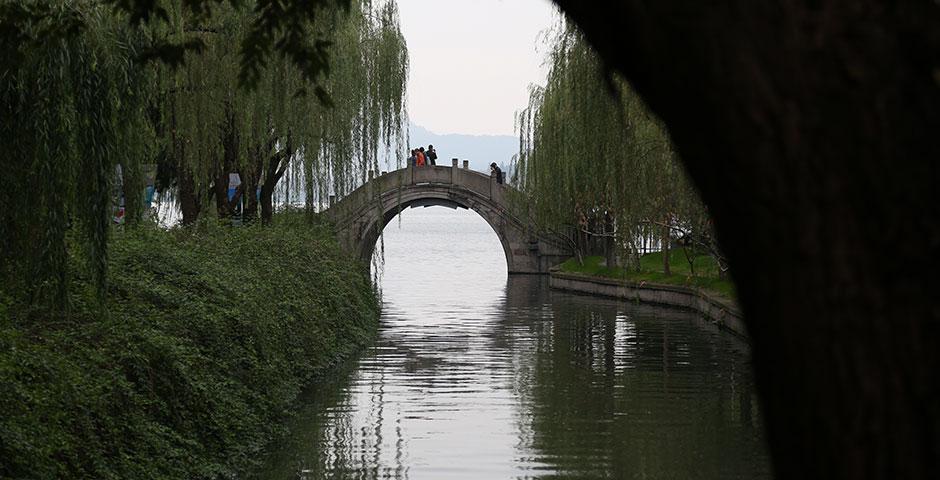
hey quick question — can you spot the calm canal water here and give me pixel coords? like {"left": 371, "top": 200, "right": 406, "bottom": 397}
{"left": 259, "top": 208, "right": 772, "bottom": 479}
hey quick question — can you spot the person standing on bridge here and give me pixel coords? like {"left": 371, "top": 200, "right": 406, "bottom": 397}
{"left": 408, "top": 149, "right": 417, "bottom": 167}
{"left": 418, "top": 147, "right": 428, "bottom": 167}
{"left": 427, "top": 145, "right": 437, "bottom": 166}
{"left": 490, "top": 162, "right": 504, "bottom": 184}
{"left": 416, "top": 148, "right": 426, "bottom": 167}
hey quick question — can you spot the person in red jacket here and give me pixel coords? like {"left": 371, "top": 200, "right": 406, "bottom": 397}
{"left": 418, "top": 147, "right": 428, "bottom": 167}
{"left": 416, "top": 148, "right": 426, "bottom": 166}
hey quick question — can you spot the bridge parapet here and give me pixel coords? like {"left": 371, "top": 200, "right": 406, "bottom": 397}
{"left": 323, "top": 164, "right": 570, "bottom": 274}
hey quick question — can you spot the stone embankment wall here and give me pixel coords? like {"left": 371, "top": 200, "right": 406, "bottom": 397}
{"left": 549, "top": 270, "right": 748, "bottom": 338}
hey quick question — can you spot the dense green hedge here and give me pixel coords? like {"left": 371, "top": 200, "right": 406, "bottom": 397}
{"left": 0, "top": 214, "right": 379, "bottom": 478}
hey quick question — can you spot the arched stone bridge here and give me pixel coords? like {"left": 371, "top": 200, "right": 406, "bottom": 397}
{"left": 322, "top": 162, "right": 572, "bottom": 274}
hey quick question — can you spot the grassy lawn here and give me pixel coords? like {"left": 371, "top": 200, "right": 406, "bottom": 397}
{"left": 558, "top": 251, "right": 736, "bottom": 301}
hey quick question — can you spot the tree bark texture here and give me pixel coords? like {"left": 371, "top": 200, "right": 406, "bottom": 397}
{"left": 213, "top": 109, "right": 242, "bottom": 220}
{"left": 260, "top": 133, "right": 292, "bottom": 225}
{"left": 661, "top": 217, "right": 671, "bottom": 276}
{"left": 604, "top": 212, "right": 617, "bottom": 268}
{"left": 121, "top": 162, "right": 143, "bottom": 225}
{"left": 178, "top": 167, "right": 201, "bottom": 226}
{"left": 242, "top": 149, "right": 263, "bottom": 222}
{"left": 553, "top": 1, "right": 940, "bottom": 479}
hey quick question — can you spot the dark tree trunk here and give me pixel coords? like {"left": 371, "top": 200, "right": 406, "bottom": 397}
{"left": 554, "top": 1, "right": 940, "bottom": 479}
{"left": 259, "top": 131, "right": 293, "bottom": 226}
{"left": 242, "top": 175, "right": 259, "bottom": 221}
{"left": 241, "top": 136, "right": 271, "bottom": 223}
{"left": 576, "top": 211, "right": 589, "bottom": 263}
{"left": 260, "top": 189, "right": 274, "bottom": 225}
{"left": 167, "top": 103, "right": 204, "bottom": 226}
{"left": 213, "top": 175, "right": 243, "bottom": 221}
{"left": 682, "top": 246, "right": 695, "bottom": 275}
{"left": 121, "top": 162, "right": 143, "bottom": 226}
{"left": 212, "top": 172, "right": 231, "bottom": 219}
{"left": 178, "top": 167, "right": 201, "bottom": 226}
{"left": 631, "top": 239, "right": 641, "bottom": 272}
{"left": 661, "top": 217, "right": 671, "bottom": 276}
{"left": 213, "top": 105, "right": 242, "bottom": 220}
{"left": 604, "top": 211, "right": 616, "bottom": 268}
{"left": 242, "top": 155, "right": 261, "bottom": 222}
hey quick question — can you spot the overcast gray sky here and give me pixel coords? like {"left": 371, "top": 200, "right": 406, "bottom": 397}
{"left": 397, "top": 0, "right": 557, "bottom": 136}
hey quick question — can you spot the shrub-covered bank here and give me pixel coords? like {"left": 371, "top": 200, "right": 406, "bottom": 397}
{"left": 0, "top": 214, "right": 380, "bottom": 478}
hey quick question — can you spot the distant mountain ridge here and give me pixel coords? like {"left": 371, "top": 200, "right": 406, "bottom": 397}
{"left": 404, "top": 124, "right": 518, "bottom": 173}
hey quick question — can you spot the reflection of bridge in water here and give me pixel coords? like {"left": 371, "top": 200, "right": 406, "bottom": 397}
{"left": 323, "top": 161, "right": 572, "bottom": 273}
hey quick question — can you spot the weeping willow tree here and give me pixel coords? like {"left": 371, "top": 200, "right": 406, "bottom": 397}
{"left": 0, "top": 1, "right": 155, "bottom": 308}
{"left": 0, "top": 0, "right": 407, "bottom": 309}
{"left": 155, "top": 0, "right": 408, "bottom": 225}
{"left": 515, "top": 20, "right": 723, "bottom": 273}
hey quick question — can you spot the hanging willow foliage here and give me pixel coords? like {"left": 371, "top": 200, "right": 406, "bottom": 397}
{"left": 515, "top": 20, "right": 717, "bottom": 269}
{"left": 155, "top": 0, "right": 408, "bottom": 224}
{"left": 300, "top": 0, "right": 408, "bottom": 204}
{"left": 0, "top": 1, "right": 154, "bottom": 309}
{"left": 0, "top": 0, "right": 408, "bottom": 309}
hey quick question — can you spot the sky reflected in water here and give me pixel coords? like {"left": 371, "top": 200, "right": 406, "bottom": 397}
{"left": 259, "top": 207, "right": 772, "bottom": 479}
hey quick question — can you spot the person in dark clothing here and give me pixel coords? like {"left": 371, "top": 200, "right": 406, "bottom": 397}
{"left": 408, "top": 149, "right": 417, "bottom": 167}
{"left": 427, "top": 145, "right": 438, "bottom": 166}
{"left": 490, "top": 162, "right": 503, "bottom": 184}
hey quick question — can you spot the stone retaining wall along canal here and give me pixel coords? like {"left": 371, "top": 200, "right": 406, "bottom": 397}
{"left": 549, "top": 270, "right": 748, "bottom": 338}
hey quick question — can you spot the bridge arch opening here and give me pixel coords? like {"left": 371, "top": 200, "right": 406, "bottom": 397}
{"left": 364, "top": 197, "right": 513, "bottom": 275}
{"left": 370, "top": 206, "right": 509, "bottom": 295}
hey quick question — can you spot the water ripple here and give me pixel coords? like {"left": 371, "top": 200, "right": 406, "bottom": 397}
{"left": 260, "top": 208, "right": 771, "bottom": 480}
